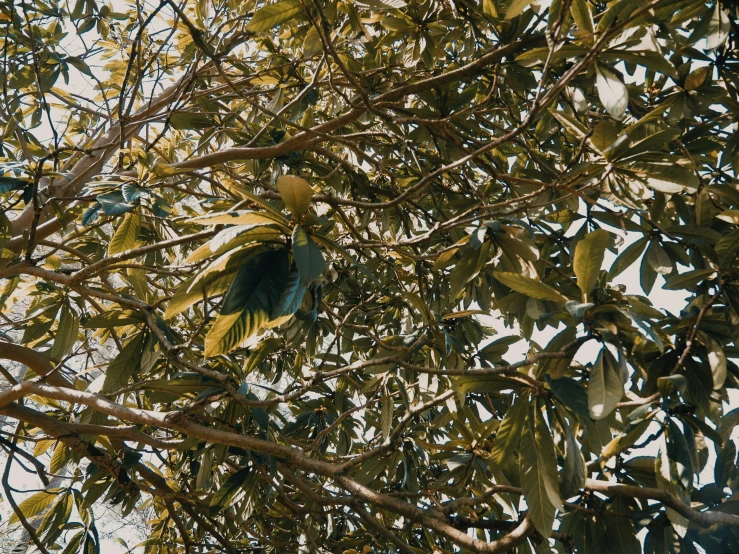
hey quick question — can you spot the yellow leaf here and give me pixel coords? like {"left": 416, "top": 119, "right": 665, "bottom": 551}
{"left": 276, "top": 175, "right": 313, "bottom": 220}
{"left": 108, "top": 212, "right": 140, "bottom": 256}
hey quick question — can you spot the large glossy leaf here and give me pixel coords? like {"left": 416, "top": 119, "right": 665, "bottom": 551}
{"left": 107, "top": 211, "right": 140, "bottom": 256}
{"left": 595, "top": 63, "right": 628, "bottom": 119}
{"left": 493, "top": 271, "right": 567, "bottom": 303}
{"left": 520, "top": 400, "right": 561, "bottom": 537}
{"left": 292, "top": 226, "right": 326, "bottom": 284}
{"left": 9, "top": 489, "right": 63, "bottom": 525}
{"left": 209, "top": 467, "right": 251, "bottom": 513}
{"left": 573, "top": 229, "right": 609, "bottom": 301}
{"left": 491, "top": 393, "right": 529, "bottom": 465}
{"left": 245, "top": 0, "right": 302, "bottom": 32}
{"left": 103, "top": 332, "right": 147, "bottom": 392}
{"left": 204, "top": 249, "right": 289, "bottom": 356}
{"left": 588, "top": 347, "right": 624, "bottom": 420}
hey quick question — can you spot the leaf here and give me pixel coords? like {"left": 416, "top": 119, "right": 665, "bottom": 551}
{"left": 491, "top": 393, "right": 529, "bottom": 465}
{"left": 276, "top": 175, "right": 313, "bottom": 220}
{"left": 573, "top": 229, "right": 610, "bottom": 301}
{"left": 204, "top": 249, "right": 289, "bottom": 356}
{"left": 48, "top": 305, "right": 79, "bottom": 359}
{"left": 538, "top": 327, "right": 579, "bottom": 379}
{"left": 292, "top": 226, "right": 326, "bottom": 284}
{"left": 716, "top": 209, "right": 739, "bottom": 224}
{"left": 450, "top": 247, "right": 487, "bottom": 296}
{"left": 595, "top": 63, "right": 628, "bottom": 119}
{"left": 549, "top": 109, "right": 589, "bottom": 141}
{"left": 81, "top": 202, "right": 102, "bottom": 225}
{"left": 547, "top": 376, "right": 589, "bottom": 417}
{"left": 97, "top": 191, "right": 135, "bottom": 216}
{"left": 271, "top": 263, "right": 306, "bottom": 319}
{"left": 684, "top": 66, "right": 711, "bottom": 90}
{"left": 244, "top": 337, "right": 282, "bottom": 375}
{"left": 0, "top": 175, "right": 31, "bottom": 193}
{"left": 107, "top": 212, "right": 140, "bottom": 256}
{"left": 560, "top": 417, "right": 587, "bottom": 498}
{"left": 702, "top": 334, "right": 727, "bottom": 390}
{"left": 663, "top": 268, "right": 716, "bottom": 291}
{"left": 245, "top": 0, "right": 302, "bottom": 32}
{"left": 505, "top": 0, "right": 534, "bottom": 19}
{"left": 103, "top": 332, "right": 147, "bottom": 392}
{"left": 165, "top": 273, "right": 233, "bottom": 319}
{"left": 588, "top": 348, "right": 624, "bottom": 420}
{"left": 706, "top": 4, "right": 730, "bottom": 50}
{"left": 9, "top": 489, "right": 62, "bottom": 525}
{"left": 188, "top": 210, "right": 287, "bottom": 228}
{"left": 493, "top": 271, "right": 567, "bottom": 303}
{"left": 609, "top": 238, "right": 648, "bottom": 279}
{"left": 645, "top": 241, "right": 671, "bottom": 275}
{"left": 170, "top": 112, "right": 216, "bottom": 129}
{"left": 381, "top": 395, "right": 393, "bottom": 440}
{"left": 209, "top": 467, "right": 251, "bottom": 513}
{"left": 604, "top": 500, "right": 641, "bottom": 554}
{"left": 631, "top": 162, "right": 699, "bottom": 194}
{"left": 570, "top": 0, "right": 594, "bottom": 37}
{"left": 520, "top": 400, "right": 561, "bottom": 537}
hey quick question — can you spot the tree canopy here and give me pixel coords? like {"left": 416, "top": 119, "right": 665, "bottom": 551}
{"left": 3, "top": 0, "right": 739, "bottom": 552}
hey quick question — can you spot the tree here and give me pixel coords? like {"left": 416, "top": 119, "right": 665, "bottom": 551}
{"left": 2, "top": 0, "right": 739, "bottom": 551}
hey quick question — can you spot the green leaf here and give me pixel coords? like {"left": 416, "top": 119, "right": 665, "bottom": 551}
{"left": 716, "top": 230, "right": 739, "bottom": 267}
{"left": 604, "top": 499, "right": 641, "bottom": 554}
{"left": 706, "top": 3, "right": 730, "bottom": 50}
{"left": 609, "top": 238, "right": 648, "bottom": 279}
{"left": 244, "top": 337, "right": 283, "bottom": 375}
{"left": 209, "top": 467, "right": 251, "bottom": 514}
{"left": 450, "top": 246, "right": 487, "bottom": 296}
{"left": 204, "top": 249, "right": 289, "bottom": 356}
{"left": 595, "top": 63, "right": 628, "bottom": 119}
{"left": 108, "top": 211, "right": 140, "bottom": 256}
{"left": 9, "top": 489, "right": 62, "bottom": 524}
{"left": 573, "top": 229, "right": 610, "bottom": 301}
{"left": 381, "top": 395, "right": 393, "bottom": 440}
{"left": 630, "top": 162, "right": 699, "bottom": 194}
{"left": 549, "top": 109, "right": 589, "bottom": 141}
{"left": 663, "top": 268, "right": 716, "bottom": 291}
{"left": 0, "top": 175, "right": 31, "bottom": 193}
{"left": 570, "top": 0, "right": 594, "bottom": 37}
{"left": 169, "top": 112, "right": 216, "bottom": 130}
{"left": 645, "top": 241, "right": 671, "bottom": 275}
{"left": 520, "top": 400, "right": 561, "bottom": 537}
{"left": 684, "top": 66, "right": 711, "bottom": 90}
{"left": 538, "top": 327, "right": 579, "bottom": 379}
{"left": 505, "top": 0, "right": 534, "bottom": 19}
{"left": 271, "top": 263, "right": 306, "bottom": 319}
{"left": 560, "top": 416, "right": 587, "bottom": 498}
{"left": 493, "top": 271, "right": 567, "bottom": 303}
{"left": 165, "top": 273, "right": 234, "bottom": 319}
{"left": 292, "top": 226, "right": 326, "bottom": 284}
{"left": 103, "top": 332, "right": 147, "bottom": 392}
{"left": 61, "top": 530, "right": 85, "bottom": 554}
{"left": 588, "top": 347, "right": 624, "bottom": 420}
{"left": 245, "top": 0, "right": 302, "bottom": 32}
{"left": 547, "top": 376, "right": 589, "bottom": 417}
{"left": 702, "top": 333, "right": 727, "bottom": 390}
{"left": 491, "top": 393, "right": 529, "bottom": 465}
{"left": 48, "top": 305, "right": 79, "bottom": 359}
{"left": 97, "top": 191, "right": 135, "bottom": 216}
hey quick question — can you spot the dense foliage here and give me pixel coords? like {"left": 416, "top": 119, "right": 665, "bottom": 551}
{"left": 3, "top": 0, "right": 739, "bottom": 552}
